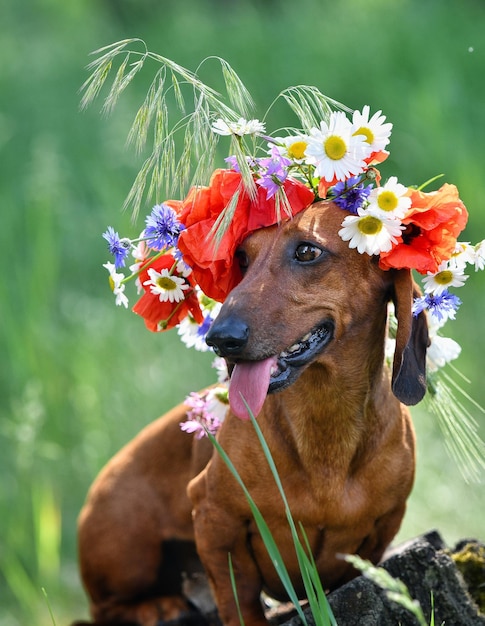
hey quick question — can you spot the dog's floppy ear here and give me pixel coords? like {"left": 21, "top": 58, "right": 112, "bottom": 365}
{"left": 391, "top": 269, "right": 429, "bottom": 406}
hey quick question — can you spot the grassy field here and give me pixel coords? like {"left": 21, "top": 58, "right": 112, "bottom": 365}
{"left": 1, "top": 0, "right": 484, "bottom": 623}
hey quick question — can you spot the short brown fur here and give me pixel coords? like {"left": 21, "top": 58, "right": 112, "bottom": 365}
{"left": 77, "top": 201, "right": 428, "bottom": 625}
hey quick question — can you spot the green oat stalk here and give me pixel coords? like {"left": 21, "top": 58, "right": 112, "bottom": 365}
{"left": 80, "top": 39, "right": 255, "bottom": 218}
{"left": 425, "top": 367, "right": 485, "bottom": 483}
{"left": 80, "top": 40, "right": 349, "bottom": 230}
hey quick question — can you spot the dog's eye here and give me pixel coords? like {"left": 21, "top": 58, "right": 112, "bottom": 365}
{"left": 294, "top": 243, "right": 322, "bottom": 263}
{"left": 235, "top": 249, "right": 250, "bottom": 272}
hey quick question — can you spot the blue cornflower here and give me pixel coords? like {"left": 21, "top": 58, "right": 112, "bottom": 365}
{"left": 144, "top": 203, "right": 185, "bottom": 251}
{"left": 331, "top": 176, "right": 372, "bottom": 214}
{"left": 412, "top": 290, "right": 462, "bottom": 323}
{"left": 197, "top": 313, "right": 215, "bottom": 341}
{"left": 102, "top": 226, "right": 131, "bottom": 269}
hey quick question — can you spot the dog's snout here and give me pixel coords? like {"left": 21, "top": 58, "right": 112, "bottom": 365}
{"left": 206, "top": 316, "right": 249, "bottom": 357}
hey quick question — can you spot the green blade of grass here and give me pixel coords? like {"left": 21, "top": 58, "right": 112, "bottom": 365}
{"left": 228, "top": 553, "right": 246, "bottom": 626}
{"left": 207, "top": 431, "right": 310, "bottom": 625}
{"left": 209, "top": 397, "right": 337, "bottom": 625}
{"left": 242, "top": 401, "right": 336, "bottom": 624}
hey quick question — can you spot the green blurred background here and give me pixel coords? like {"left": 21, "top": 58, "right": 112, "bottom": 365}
{"left": 1, "top": 0, "right": 484, "bottom": 623}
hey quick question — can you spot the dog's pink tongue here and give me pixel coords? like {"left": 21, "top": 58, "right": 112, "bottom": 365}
{"left": 229, "top": 357, "right": 277, "bottom": 420}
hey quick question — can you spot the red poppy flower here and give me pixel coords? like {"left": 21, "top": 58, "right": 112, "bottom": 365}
{"left": 365, "top": 149, "right": 389, "bottom": 167}
{"left": 132, "top": 254, "right": 203, "bottom": 332}
{"left": 318, "top": 174, "right": 340, "bottom": 199}
{"left": 379, "top": 183, "right": 468, "bottom": 274}
{"left": 175, "top": 169, "right": 315, "bottom": 301}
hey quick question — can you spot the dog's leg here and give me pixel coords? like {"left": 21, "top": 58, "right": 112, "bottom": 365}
{"left": 189, "top": 470, "right": 268, "bottom": 626}
{"left": 77, "top": 409, "right": 212, "bottom": 626}
{"left": 348, "top": 503, "right": 408, "bottom": 578}
{"left": 78, "top": 481, "right": 194, "bottom": 625}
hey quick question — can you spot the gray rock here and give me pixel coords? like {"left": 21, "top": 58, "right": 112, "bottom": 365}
{"left": 281, "top": 531, "right": 485, "bottom": 626}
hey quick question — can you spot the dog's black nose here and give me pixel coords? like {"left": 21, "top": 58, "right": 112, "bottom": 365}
{"left": 206, "top": 316, "right": 249, "bottom": 357}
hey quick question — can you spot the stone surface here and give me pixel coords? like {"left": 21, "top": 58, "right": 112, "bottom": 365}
{"left": 280, "top": 531, "right": 485, "bottom": 626}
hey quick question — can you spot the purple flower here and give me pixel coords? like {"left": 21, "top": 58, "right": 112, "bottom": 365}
{"left": 256, "top": 147, "right": 292, "bottom": 199}
{"left": 412, "top": 290, "right": 462, "bottom": 323}
{"left": 331, "top": 176, "right": 372, "bottom": 214}
{"left": 225, "top": 155, "right": 240, "bottom": 172}
{"left": 225, "top": 155, "right": 259, "bottom": 173}
{"left": 102, "top": 226, "right": 130, "bottom": 269}
{"left": 180, "top": 391, "right": 224, "bottom": 439}
{"left": 144, "top": 203, "right": 185, "bottom": 251}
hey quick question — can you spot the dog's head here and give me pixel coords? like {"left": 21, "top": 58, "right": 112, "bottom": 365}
{"left": 206, "top": 201, "right": 429, "bottom": 418}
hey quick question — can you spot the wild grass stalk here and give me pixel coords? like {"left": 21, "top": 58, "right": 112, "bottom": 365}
{"left": 80, "top": 39, "right": 257, "bottom": 218}
{"left": 343, "top": 554, "right": 435, "bottom": 626}
{"left": 42, "top": 587, "right": 58, "bottom": 626}
{"left": 208, "top": 431, "right": 313, "bottom": 624}
{"left": 208, "top": 400, "right": 337, "bottom": 626}
{"left": 228, "top": 553, "right": 247, "bottom": 626}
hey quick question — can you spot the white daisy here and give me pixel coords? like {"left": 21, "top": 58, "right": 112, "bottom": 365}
{"left": 177, "top": 288, "right": 222, "bottom": 350}
{"left": 338, "top": 208, "right": 404, "bottom": 256}
{"left": 143, "top": 267, "right": 189, "bottom": 302}
{"left": 427, "top": 336, "right": 462, "bottom": 372}
{"left": 241, "top": 118, "right": 266, "bottom": 135}
{"left": 426, "top": 319, "right": 462, "bottom": 372}
{"left": 129, "top": 240, "right": 149, "bottom": 293}
{"left": 211, "top": 118, "right": 236, "bottom": 135}
{"left": 114, "top": 289, "right": 129, "bottom": 308}
{"left": 177, "top": 315, "right": 210, "bottom": 351}
{"left": 103, "top": 262, "right": 129, "bottom": 308}
{"left": 205, "top": 385, "right": 229, "bottom": 424}
{"left": 103, "top": 261, "right": 123, "bottom": 290}
{"left": 351, "top": 105, "right": 392, "bottom": 153}
{"left": 270, "top": 134, "right": 310, "bottom": 163}
{"left": 448, "top": 241, "right": 475, "bottom": 270}
{"left": 176, "top": 258, "right": 193, "bottom": 278}
{"left": 212, "top": 356, "right": 229, "bottom": 382}
{"left": 211, "top": 117, "right": 265, "bottom": 136}
{"left": 422, "top": 261, "right": 469, "bottom": 296}
{"left": 198, "top": 291, "right": 222, "bottom": 318}
{"left": 131, "top": 239, "right": 149, "bottom": 264}
{"left": 366, "top": 176, "right": 411, "bottom": 219}
{"left": 473, "top": 239, "right": 485, "bottom": 271}
{"left": 305, "top": 111, "right": 372, "bottom": 182}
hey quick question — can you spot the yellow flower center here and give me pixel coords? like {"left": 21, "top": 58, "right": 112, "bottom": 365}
{"left": 215, "top": 389, "right": 229, "bottom": 404}
{"left": 434, "top": 270, "right": 453, "bottom": 285}
{"left": 377, "top": 190, "right": 399, "bottom": 212}
{"left": 157, "top": 276, "right": 177, "bottom": 290}
{"left": 358, "top": 215, "right": 383, "bottom": 235}
{"left": 287, "top": 140, "right": 308, "bottom": 160}
{"left": 353, "top": 125, "right": 374, "bottom": 145}
{"left": 108, "top": 276, "right": 115, "bottom": 291}
{"left": 451, "top": 244, "right": 466, "bottom": 259}
{"left": 324, "top": 135, "right": 347, "bottom": 161}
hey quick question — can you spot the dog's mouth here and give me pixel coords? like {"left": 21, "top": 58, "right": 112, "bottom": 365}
{"left": 269, "top": 321, "right": 334, "bottom": 392}
{"left": 228, "top": 321, "right": 334, "bottom": 420}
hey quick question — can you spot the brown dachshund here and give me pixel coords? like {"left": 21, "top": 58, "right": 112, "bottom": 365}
{"left": 77, "top": 200, "right": 429, "bottom": 626}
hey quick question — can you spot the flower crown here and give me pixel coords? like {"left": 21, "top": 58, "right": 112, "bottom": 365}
{"left": 88, "top": 43, "right": 485, "bottom": 477}
{"left": 103, "top": 105, "right": 483, "bottom": 336}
